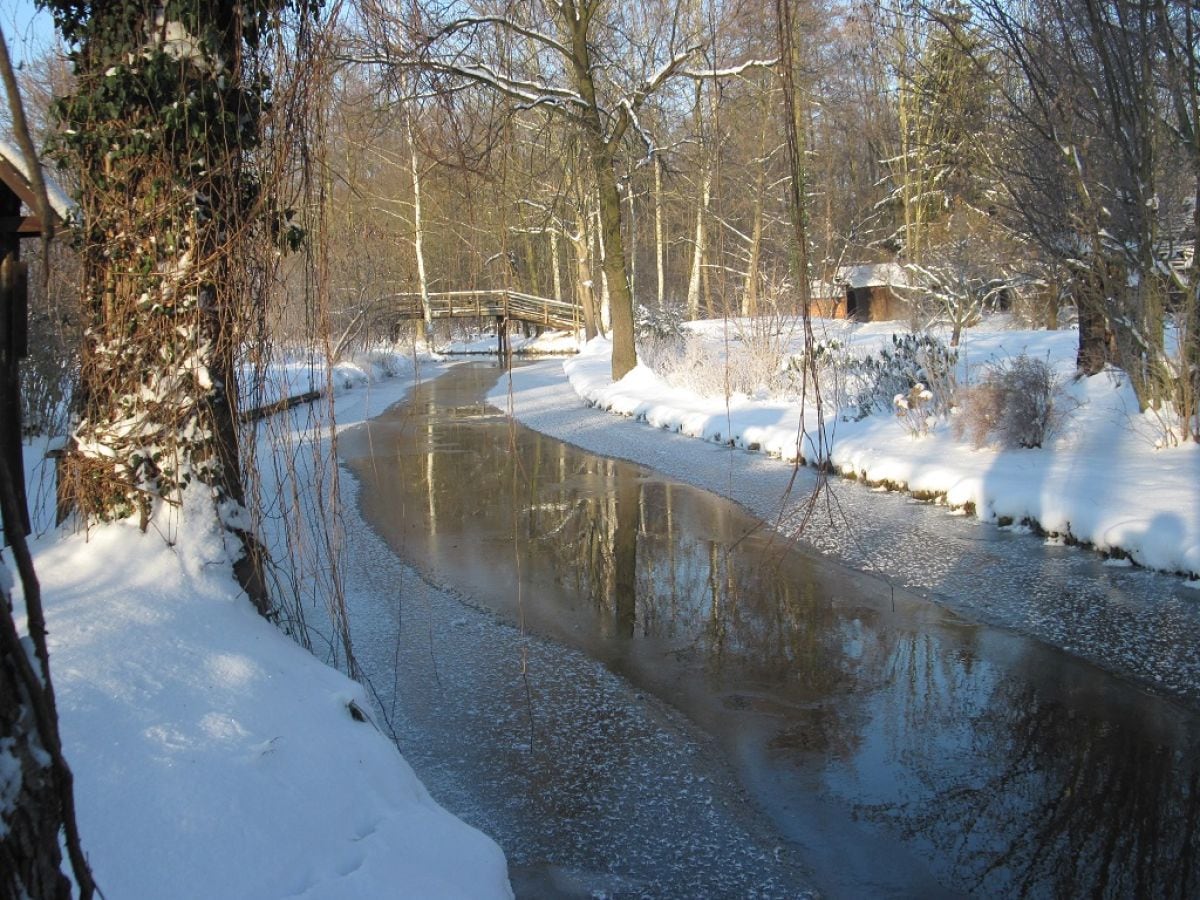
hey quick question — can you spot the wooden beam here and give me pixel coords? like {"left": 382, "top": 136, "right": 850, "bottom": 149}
{"left": 0, "top": 158, "right": 40, "bottom": 211}
{"left": 0, "top": 215, "right": 45, "bottom": 236}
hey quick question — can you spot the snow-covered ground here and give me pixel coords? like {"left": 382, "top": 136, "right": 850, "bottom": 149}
{"left": 563, "top": 318, "right": 1200, "bottom": 582}
{"left": 440, "top": 327, "right": 579, "bottom": 357}
{"left": 8, "top": 310, "right": 1197, "bottom": 894}
{"left": 10, "top": 352, "right": 512, "bottom": 899}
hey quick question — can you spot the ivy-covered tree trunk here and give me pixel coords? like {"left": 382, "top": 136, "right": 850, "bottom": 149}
{"left": 47, "top": 2, "right": 283, "bottom": 612}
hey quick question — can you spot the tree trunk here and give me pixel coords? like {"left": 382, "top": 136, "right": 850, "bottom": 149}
{"left": 593, "top": 202, "right": 612, "bottom": 333}
{"left": 571, "top": 209, "right": 599, "bottom": 340}
{"left": 591, "top": 150, "right": 637, "bottom": 379}
{"left": 565, "top": 2, "right": 637, "bottom": 380}
{"left": 52, "top": 3, "right": 271, "bottom": 612}
{"left": 1076, "top": 266, "right": 1115, "bottom": 376}
{"left": 405, "top": 96, "right": 432, "bottom": 341}
{"left": 654, "top": 154, "right": 666, "bottom": 310}
{"left": 550, "top": 228, "right": 563, "bottom": 303}
{"left": 625, "top": 178, "right": 637, "bottom": 304}
{"left": 687, "top": 171, "right": 712, "bottom": 320}
{"left": 0, "top": 639, "right": 71, "bottom": 900}
{"left": 0, "top": 455, "right": 93, "bottom": 899}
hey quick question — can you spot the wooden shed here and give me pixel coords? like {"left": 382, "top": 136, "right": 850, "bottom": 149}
{"left": 836, "top": 263, "right": 908, "bottom": 321}
{"left": 0, "top": 142, "right": 71, "bottom": 539}
{"left": 806, "top": 279, "right": 847, "bottom": 318}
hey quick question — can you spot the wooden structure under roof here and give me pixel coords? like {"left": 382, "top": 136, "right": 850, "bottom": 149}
{"left": 0, "top": 145, "right": 66, "bottom": 541}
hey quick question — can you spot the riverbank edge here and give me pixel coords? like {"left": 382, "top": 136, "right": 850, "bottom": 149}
{"left": 561, "top": 341, "right": 1200, "bottom": 585}
{"left": 14, "top": 357, "right": 514, "bottom": 899}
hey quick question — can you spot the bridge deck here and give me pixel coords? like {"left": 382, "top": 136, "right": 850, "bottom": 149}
{"left": 392, "top": 290, "right": 581, "bottom": 332}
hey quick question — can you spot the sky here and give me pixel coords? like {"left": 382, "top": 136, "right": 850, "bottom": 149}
{"left": 2, "top": 0, "right": 57, "bottom": 66}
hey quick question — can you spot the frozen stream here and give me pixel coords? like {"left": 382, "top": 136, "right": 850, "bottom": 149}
{"left": 340, "top": 362, "right": 1200, "bottom": 898}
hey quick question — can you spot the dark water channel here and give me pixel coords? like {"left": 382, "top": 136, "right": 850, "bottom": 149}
{"left": 342, "top": 363, "right": 1200, "bottom": 898}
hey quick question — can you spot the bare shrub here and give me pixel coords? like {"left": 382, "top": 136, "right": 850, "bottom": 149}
{"left": 893, "top": 383, "right": 936, "bottom": 436}
{"left": 639, "top": 312, "right": 798, "bottom": 400}
{"left": 957, "top": 355, "right": 1069, "bottom": 449}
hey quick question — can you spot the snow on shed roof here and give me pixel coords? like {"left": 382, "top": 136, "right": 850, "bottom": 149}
{"left": 0, "top": 139, "right": 76, "bottom": 223}
{"left": 835, "top": 262, "right": 907, "bottom": 289}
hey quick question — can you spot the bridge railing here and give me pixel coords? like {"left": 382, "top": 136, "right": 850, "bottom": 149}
{"left": 389, "top": 289, "right": 581, "bottom": 331}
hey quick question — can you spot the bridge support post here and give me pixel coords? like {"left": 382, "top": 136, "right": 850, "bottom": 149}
{"left": 496, "top": 315, "right": 510, "bottom": 367}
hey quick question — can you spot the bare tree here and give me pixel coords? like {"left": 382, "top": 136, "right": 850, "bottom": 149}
{"left": 350, "top": 0, "right": 771, "bottom": 379}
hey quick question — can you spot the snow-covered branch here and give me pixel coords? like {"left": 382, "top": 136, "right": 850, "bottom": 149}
{"left": 437, "top": 15, "right": 574, "bottom": 60}
{"left": 681, "top": 57, "right": 779, "bottom": 79}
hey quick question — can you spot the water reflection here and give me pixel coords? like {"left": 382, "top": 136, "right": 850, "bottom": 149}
{"left": 343, "top": 364, "right": 1200, "bottom": 897}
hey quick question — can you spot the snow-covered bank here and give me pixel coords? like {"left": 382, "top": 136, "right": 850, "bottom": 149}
{"left": 564, "top": 322, "right": 1200, "bottom": 581}
{"left": 439, "top": 327, "right": 579, "bottom": 357}
{"left": 13, "top": 353, "right": 511, "bottom": 899}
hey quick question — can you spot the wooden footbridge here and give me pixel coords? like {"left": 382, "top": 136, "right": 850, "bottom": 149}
{"left": 391, "top": 289, "right": 582, "bottom": 333}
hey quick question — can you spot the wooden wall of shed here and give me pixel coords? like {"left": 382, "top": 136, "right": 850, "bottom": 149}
{"left": 807, "top": 296, "right": 848, "bottom": 319}
{"left": 851, "top": 285, "right": 906, "bottom": 322}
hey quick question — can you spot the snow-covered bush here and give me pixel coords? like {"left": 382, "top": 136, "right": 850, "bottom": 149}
{"left": 20, "top": 349, "right": 75, "bottom": 437}
{"left": 640, "top": 313, "right": 797, "bottom": 400}
{"left": 635, "top": 302, "right": 686, "bottom": 343}
{"left": 651, "top": 333, "right": 786, "bottom": 398}
{"left": 894, "top": 383, "right": 937, "bottom": 436}
{"left": 783, "top": 337, "right": 856, "bottom": 408}
{"left": 843, "top": 333, "right": 959, "bottom": 420}
{"left": 956, "top": 354, "right": 1068, "bottom": 449}
{"left": 635, "top": 304, "right": 688, "bottom": 376}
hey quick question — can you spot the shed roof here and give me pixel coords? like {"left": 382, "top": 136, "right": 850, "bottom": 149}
{"left": 0, "top": 139, "right": 75, "bottom": 225}
{"left": 835, "top": 262, "right": 908, "bottom": 289}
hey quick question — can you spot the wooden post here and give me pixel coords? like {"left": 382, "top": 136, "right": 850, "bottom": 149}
{"left": 1, "top": 156, "right": 31, "bottom": 540}
{"left": 496, "top": 314, "right": 510, "bottom": 366}
{"left": 0, "top": 152, "right": 64, "bottom": 540}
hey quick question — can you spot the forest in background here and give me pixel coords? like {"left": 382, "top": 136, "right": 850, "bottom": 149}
{"left": 7, "top": 0, "right": 1199, "bottom": 437}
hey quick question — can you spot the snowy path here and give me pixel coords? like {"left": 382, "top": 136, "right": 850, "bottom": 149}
{"left": 488, "top": 360, "right": 1200, "bottom": 706}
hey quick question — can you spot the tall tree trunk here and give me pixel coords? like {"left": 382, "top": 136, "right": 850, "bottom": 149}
{"left": 744, "top": 193, "right": 764, "bottom": 317}
{"left": 1, "top": 457, "right": 94, "bottom": 899}
{"left": 565, "top": 2, "right": 636, "bottom": 380}
{"left": 405, "top": 96, "right": 432, "bottom": 341}
{"left": 654, "top": 154, "right": 666, "bottom": 310}
{"left": 571, "top": 209, "right": 599, "bottom": 339}
{"left": 52, "top": 2, "right": 272, "bottom": 611}
{"left": 686, "top": 170, "right": 712, "bottom": 320}
{"left": 625, "top": 178, "right": 637, "bottom": 304}
{"left": 591, "top": 151, "right": 636, "bottom": 378}
{"left": 0, "top": 622, "right": 71, "bottom": 900}
{"left": 550, "top": 228, "right": 563, "bottom": 303}
{"left": 593, "top": 202, "right": 612, "bottom": 333}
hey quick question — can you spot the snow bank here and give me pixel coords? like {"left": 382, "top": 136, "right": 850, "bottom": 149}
{"left": 442, "top": 328, "right": 580, "bottom": 356}
{"left": 238, "top": 346, "right": 429, "bottom": 411}
{"left": 13, "top": 352, "right": 511, "bottom": 899}
{"left": 565, "top": 325, "right": 1200, "bottom": 579}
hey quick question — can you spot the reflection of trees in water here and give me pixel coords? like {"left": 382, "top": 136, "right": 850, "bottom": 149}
{"left": 521, "top": 462, "right": 875, "bottom": 699}
{"left": 381, "top": 376, "right": 1200, "bottom": 898}
{"left": 876, "top": 673, "right": 1200, "bottom": 897}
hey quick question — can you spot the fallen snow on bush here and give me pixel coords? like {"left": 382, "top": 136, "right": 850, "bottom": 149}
{"left": 565, "top": 319, "right": 1200, "bottom": 579}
